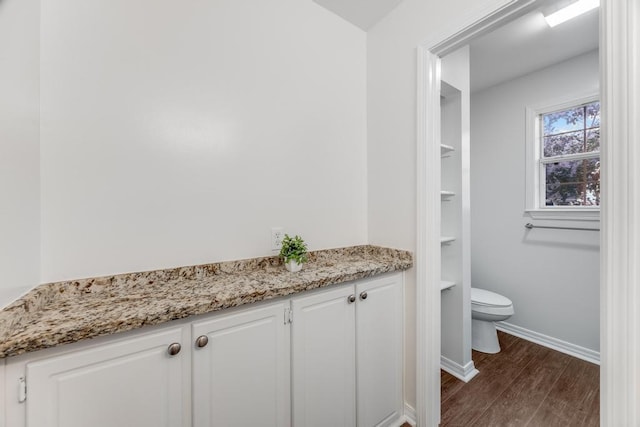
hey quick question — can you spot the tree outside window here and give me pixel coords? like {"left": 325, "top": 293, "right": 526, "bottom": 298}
{"left": 540, "top": 101, "right": 600, "bottom": 207}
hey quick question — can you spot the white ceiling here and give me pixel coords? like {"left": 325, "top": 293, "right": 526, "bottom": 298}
{"left": 469, "top": 3, "right": 599, "bottom": 93}
{"left": 312, "top": 0, "right": 598, "bottom": 92}
{"left": 312, "top": 0, "right": 404, "bottom": 30}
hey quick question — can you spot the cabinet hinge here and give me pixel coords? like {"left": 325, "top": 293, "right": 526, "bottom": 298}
{"left": 284, "top": 307, "right": 293, "bottom": 324}
{"left": 18, "top": 376, "right": 26, "bottom": 403}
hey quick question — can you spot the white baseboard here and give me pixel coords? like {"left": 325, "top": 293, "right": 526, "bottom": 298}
{"left": 440, "top": 355, "right": 479, "bottom": 382}
{"left": 496, "top": 321, "right": 600, "bottom": 365}
{"left": 399, "top": 402, "right": 416, "bottom": 426}
{"left": 385, "top": 402, "right": 416, "bottom": 427}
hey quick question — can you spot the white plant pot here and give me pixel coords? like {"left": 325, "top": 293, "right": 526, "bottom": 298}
{"left": 284, "top": 260, "right": 303, "bottom": 272}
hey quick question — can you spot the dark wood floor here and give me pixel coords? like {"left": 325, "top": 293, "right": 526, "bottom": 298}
{"left": 439, "top": 331, "right": 599, "bottom": 426}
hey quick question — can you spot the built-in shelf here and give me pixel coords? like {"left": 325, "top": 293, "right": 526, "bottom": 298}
{"left": 440, "top": 190, "right": 455, "bottom": 199}
{"left": 440, "top": 144, "right": 455, "bottom": 156}
{"left": 440, "top": 236, "right": 456, "bottom": 244}
{"left": 440, "top": 280, "right": 456, "bottom": 291}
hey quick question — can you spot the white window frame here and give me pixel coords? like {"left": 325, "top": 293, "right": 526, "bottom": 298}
{"left": 525, "top": 91, "right": 600, "bottom": 222}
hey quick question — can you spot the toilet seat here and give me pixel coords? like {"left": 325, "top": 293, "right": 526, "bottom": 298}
{"left": 471, "top": 288, "right": 514, "bottom": 316}
{"left": 471, "top": 288, "right": 512, "bottom": 307}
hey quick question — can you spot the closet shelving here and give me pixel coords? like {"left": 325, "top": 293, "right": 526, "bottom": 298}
{"left": 440, "top": 145, "right": 456, "bottom": 249}
{"left": 440, "top": 280, "right": 456, "bottom": 291}
{"left": 440, "top": 190, "right": 455, "bottom": 199}
{"left": 439, "top": 88, "right": 459, "bottom": 299}
{"left": 439, "top": 69, "right": 473, "bottom": 379}
{"left": 440, "top": 144, "right": 455, "bottom": 156}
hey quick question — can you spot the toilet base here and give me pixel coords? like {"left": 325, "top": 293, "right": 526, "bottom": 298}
{"left": 472, "top": 319, "right": 501, "bottom": 353}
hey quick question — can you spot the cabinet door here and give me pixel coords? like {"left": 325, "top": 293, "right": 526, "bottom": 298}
{"left": 291, "top": 285, "right": 356, "bottom": 427}
{"left": 25, "top": 327, "right": 188, "bottom": 427}
{"left": 192, "top": 301, "right": 290, "bottom": 427}
{"left": 356, "top": 274, "right": 403, "bottom": 427}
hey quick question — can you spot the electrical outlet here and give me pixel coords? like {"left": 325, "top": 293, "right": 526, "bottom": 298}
{"left": 271, "top": 227, "right": 284, "bottom": 251}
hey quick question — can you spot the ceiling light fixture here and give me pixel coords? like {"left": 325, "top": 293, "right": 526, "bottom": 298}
{"left": 544, "top": 0, "right": 599, "bottom": 27}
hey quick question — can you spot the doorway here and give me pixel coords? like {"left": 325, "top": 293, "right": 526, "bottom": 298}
{"left": 415, "top": 0, "right": 640, "bottom": 425}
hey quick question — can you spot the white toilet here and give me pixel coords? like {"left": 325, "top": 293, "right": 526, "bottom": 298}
{"left": 471, "top": 287, "right": 514, "bottom": 353}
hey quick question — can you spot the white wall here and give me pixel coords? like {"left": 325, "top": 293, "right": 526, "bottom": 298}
{"left": 470, "top": 50, "right": 600, "bottom": 352}
{"left": 0, "top": 0, "right": 41, "bottom": 306}
{"left": 367, "top": 0, "right": 511, "bottom": 410}
{"left": 39, "top": 0, "right": 367, "bottom": 282}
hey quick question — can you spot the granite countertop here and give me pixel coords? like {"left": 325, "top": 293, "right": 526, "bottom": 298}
{"left": 0, "top": 245, "right": 412, "bottom": 359}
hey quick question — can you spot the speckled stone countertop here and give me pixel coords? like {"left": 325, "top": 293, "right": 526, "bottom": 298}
{"left": 0, "top": 245, "right": 412, "bottom": 359}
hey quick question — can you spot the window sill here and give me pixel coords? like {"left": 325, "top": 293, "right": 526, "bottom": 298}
{"left": 525, "top": 208, "right": 600, "bottom": 222}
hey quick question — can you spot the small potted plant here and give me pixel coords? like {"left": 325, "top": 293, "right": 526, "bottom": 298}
{"left": 279, "top": 234, "right": 309, "bottom": 272}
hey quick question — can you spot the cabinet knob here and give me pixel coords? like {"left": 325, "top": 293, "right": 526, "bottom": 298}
{"left": 167, "top": 342, "right": 182, "bottom": 356}
{"left": 360, "top": 291, "right": 368, "bottom": 301}
{"left": 195, "top": 335, "right": 209, "bottom": 348}
{"left": 347, "top": 294, "right": 356, "bottom": 304}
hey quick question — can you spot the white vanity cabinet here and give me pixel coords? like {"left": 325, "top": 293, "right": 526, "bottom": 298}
{"left": 292, "top": 284, "right": 357, "bottom": 427}
{"left": 191, "top": 301, "right": 290, "bottom": 427}
{"left": 17, "top": 327, "right": 189, "bottom": 427}
{"left": 291, "top": 273, "right": 403, "bottom": 427}
{"left": 2, "top": 272, "right": 403, "bottom": 427}
{"left": 355, "top": 274, "right": 404, "bottom": 427}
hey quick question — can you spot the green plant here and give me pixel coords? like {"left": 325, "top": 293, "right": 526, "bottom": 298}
{"left": 279, "top": 234, "right": 309, "bottom": 264}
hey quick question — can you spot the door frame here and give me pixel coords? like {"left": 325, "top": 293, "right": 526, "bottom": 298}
{"left": 415, "top": 0, "right": 640, "bottom": 425}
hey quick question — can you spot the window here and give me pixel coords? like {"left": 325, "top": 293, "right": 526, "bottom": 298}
{"left": 541, "top": 100, "right": 600, "bottom": 206}
{"left": 525, "top": 93, "right": 600, "bottom": 221}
